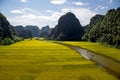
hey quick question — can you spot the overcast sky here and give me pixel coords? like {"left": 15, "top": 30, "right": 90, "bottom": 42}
{"left": 0, "top": 0, "right": 120, "bottom": 28}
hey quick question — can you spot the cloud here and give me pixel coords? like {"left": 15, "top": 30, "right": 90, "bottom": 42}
{"left": 95, "top": 5, "right": 108, "bottom": 11}
{"left": 61, "top": 8, "right": 70, "bottom": 12}
{"left": 72, "top": 2, "right": 88, "bottom": 6}
{"left": 46, "top": 10, "right": 54, "bottom": 13}
{"left": 10, "top": 8, "right": 41, "bottom": 15}
{"left": 109, "top": 0, "right": 112, "bottom": 4}
{"left": 8, "top": 13, "right": 62, "bottom": 28}
{"left": 22, "top": 8, "right": 41, "bottom": 15}
{"left": 20, "top": 0, "right": 28, "bottom": 2}
{"left": 8, "top": 9, "right": 62, "bottom": 28}
{"left": 8, "top": 7, "right": 97, "bottom": 28}
{"left": 10, "top": 10, "right": 25, "bottom": 14}
{"left": 50, "top": 0, "right": 66, "bottom": 4}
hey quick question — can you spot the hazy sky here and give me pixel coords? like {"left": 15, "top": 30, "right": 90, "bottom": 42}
{"left": 0, "top": 0, "right": 120, "bottom": 28}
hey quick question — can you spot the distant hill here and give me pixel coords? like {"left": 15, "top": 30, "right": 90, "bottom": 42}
{"left": 82, "top": 7, "right": 120, "bottom": 48}
{"left": 14, "top": 25, "right": 32, "bottom": 38}
{"left": 14, "top": 25, "right": 40, "bottom": 38}
{"left": 1, "top": 7, "right": 120, "bottom": 48}
{"left": 50, "top": 12, "right": 84, "bottom": 41}
{"left": 40, "top": 25, "right": 52, "bottom": 38}
{"left": 0, "top": 12, "right": 16, "bottom": 39}
{"left": 25, "top": 25, "right": 40, "bottom": 37}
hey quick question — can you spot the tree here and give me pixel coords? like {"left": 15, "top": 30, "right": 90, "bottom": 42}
{"left": 82, "top": 7, "right": 120, "bottom": 48}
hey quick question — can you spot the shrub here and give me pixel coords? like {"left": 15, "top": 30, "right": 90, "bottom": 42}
{"left": 0, "top": 38, "right": 14, "bottom": 45}
{"left": 13, "top": 36, "right": 23, "bottom": 42}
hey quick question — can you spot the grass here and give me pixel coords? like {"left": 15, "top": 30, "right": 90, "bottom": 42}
{"left": 63, "top": 41, "right": 120, "bottom": 62}
{"left": 0, "top": 39, "right": 118, "bottom": 80}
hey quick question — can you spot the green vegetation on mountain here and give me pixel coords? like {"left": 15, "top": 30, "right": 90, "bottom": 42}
{"left": 0, "top": 12, "right": 22, "bottom": 45}
{"left": 82, "top": 7, "right": 120, "bottom": 48}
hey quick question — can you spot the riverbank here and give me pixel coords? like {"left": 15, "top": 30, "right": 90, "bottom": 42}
{"left": 54, "top": 42, "right": 120, "bottom": 79}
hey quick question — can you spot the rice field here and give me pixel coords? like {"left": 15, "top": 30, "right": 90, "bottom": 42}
{"left": 63, "top": 41, "right": 120, "bottom": 62}
{"left": 0, "top": 39, "right": 118, "bottom": 80}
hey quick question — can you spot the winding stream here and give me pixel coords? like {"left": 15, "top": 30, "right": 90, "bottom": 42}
{"left": 54, "top": 42, "right": 120, "bottom": 79}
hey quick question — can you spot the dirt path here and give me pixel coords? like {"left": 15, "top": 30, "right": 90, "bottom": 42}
{"left": 54, "top": 42, "right": 120, "bottom": 79}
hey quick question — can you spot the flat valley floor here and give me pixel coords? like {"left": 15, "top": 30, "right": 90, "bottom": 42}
{"left": 0, "top": 39, "right": 118, "bottom": 80}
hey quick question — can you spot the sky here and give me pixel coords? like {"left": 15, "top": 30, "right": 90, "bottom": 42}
{"left": 0, "top": 0, "right": 120, "bottom": 29}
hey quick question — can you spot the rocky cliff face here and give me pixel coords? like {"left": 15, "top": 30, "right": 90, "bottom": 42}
{"left": 50, "top": 12, "right": 84, "bottom": 41}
